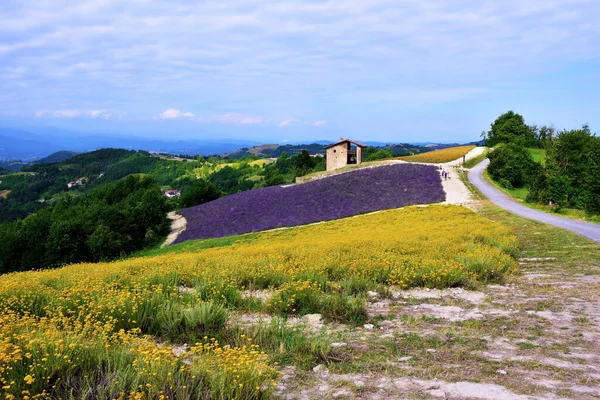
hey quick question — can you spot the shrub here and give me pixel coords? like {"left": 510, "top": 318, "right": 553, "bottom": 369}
{"left": 488, "top": 142, "right": 536, "bottom": 188}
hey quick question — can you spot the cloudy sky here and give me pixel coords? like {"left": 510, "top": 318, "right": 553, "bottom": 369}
{"left": 1, "top": 0, "right": 599, "bottom": 142}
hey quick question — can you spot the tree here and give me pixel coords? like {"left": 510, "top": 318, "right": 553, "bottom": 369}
{"left": 263, "top": 168, "right": 286, "bottom": 186}
{"left": 87, "top": 224, "right": 126, "bottom": 261}
{"left": 0, "top": 175, "right": 169, "bottom": 273}
{"left": 365, "top": 148, "right": 393, "bottom": 161}
{"left": 294, "top": 150, "right": 315, "bottom": 176}
{"left": 485, "top": 111, "right": 536, "bottom": 147}
{"left": 527, "top": 125, "right": 600, "bottom": 213}
{"left": 537, "top": 125, "right": 556, "bottom": 149}
{"left": 179, "top": 179, "right": 220, "bottom": 208}
{"left": 487, "top": 142, "right": 536, "bottom": 188}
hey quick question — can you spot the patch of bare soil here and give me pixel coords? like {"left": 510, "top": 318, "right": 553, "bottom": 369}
{"left": 0, "top": 189, "right": 11, "bottom": 199}
{"left": 273, "top": 263, "right": 600, "bottom": 399}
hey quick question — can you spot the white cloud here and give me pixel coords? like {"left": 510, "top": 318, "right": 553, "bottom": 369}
{"left": 2, "top": 0, "right": 600, "bottom": 134}
{"left": 90, "top": 109, "right": 110, "bottom": 118}
{"left": 215, "top": 113, "right": 262, "bottom": 124}
{"left": 279, "top": 119, "right": 294, "bottom": 127}
{"left": 314, "top": 120, "right": 327, "bottom": 127}
{"left": 155, "top": 108, "right": 195, "bottom": 120}
{"left": 34, "top": 109, "right": 112, "bottom": 118}
{"left": 53, "top": 110, "right": 80, "bottom": 118}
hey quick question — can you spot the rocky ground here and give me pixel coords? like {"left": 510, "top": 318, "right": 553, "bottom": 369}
{"left": 265, "top": 201, "right": 600, "bottom": 400}
{"left": 268, "top": 259, "right": 600, "bottom": 400}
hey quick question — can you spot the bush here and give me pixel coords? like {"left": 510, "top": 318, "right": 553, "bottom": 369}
{"left": 488, "top": 142, "right": 536, "bottom": 188}
{"left": 527, "top": 126, "right": 600, "bottom": 214}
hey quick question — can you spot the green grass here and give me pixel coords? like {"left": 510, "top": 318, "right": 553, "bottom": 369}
{"left": 463, "top": 148, "right": 490, "bottom": 169}
{"left": 134, "top": 232, "right": 261, "bottom": 258}
{"left": 477, "top": 202, "right": 600, "bottom": 270}
{"left": 527, "top": 148, "right": 546, "bottom": 165}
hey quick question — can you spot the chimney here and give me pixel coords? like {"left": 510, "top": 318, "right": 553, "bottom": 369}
{"left": 339, "top": 137, "right": 344, "bottom": 141}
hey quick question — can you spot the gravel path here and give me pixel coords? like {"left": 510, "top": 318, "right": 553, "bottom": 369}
{"left": 161, "top": 211, "right": 187, "bottom": 247}
{"left": 468, "top": 159, "right": 600, "bottom": 243}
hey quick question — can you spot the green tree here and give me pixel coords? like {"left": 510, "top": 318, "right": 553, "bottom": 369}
{"left": 537, "top": 125, "right": 556, "bottom": 149}
{"left": 179, "top": 179, "right": 220, "bottom": 208}
{"left": 0, "top": 175, "right": 169, "bottom": 273}
{"left": 294, "top": 150, "right": 316, "bottom": 176}
{"left": 87, "top": 224, "right": 125, "bottom": 261}
{"left": 365, "top": 148, "right": 393, "bottom": 161}
{"left": 488, "top": 142, "right": 536, "bottom": 188}
{"left": 527, "top": 125, "right": 600, "bottom": 213}
{"left": 485, "top": 111, "right": 536, "bottom": 146}
{"left": 263, "top": 168, "right": 286, "bottom": 186}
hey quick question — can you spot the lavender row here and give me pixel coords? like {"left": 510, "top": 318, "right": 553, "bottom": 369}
{"left": 174, "top": 164, "right": 445, "bottom": 243}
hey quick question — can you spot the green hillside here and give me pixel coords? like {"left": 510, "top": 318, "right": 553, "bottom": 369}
{"left": 38, "top": 150, "right": 79, "bottom": 163}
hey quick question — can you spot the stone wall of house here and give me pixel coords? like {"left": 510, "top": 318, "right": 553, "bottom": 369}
{"left": 356, "top": 146, "right": 364, "bottom": 164}
{"left": 326, "top": 144, "right": 349, "bottom": 171}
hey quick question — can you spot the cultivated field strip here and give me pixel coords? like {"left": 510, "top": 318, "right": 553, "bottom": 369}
{"left": 176, "top": 163, "right": 444, "bottom": 242}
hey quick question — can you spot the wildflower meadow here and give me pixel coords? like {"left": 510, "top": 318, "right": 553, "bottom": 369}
{"left": 0, "top": 205, "right": 518, "bottom": 399}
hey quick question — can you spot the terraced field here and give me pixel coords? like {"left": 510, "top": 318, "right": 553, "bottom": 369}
{"left": 176, "top": 163, "right": 444, "bottom": 242}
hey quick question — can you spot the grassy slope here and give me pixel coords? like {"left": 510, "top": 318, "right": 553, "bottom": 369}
{"left": 0, "top": 204, "right": 521, "bottom": 399}
{"left": 1, "top": 165, "right": 599, "bottom": 399}
{"left": 458, "top": 167, "right": 599, "bottom": 267}
{"left": 463, "top": 148, "right": 490, "bottom": 169}
{"left": 478, "top": 201, "right": 600, "bottom": 270}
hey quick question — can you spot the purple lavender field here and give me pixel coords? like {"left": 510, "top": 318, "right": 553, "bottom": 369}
{"left": 174, "top": 164, "right": 445, "bottom": 243}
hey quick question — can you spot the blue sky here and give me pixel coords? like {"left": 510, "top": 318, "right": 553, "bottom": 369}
{"left": 1, "top": 0, "right": 599, "bottom": 143}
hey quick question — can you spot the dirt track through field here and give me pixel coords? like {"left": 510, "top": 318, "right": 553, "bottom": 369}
{"left": 162, "top": 211, "right": 186, "bottom": 247}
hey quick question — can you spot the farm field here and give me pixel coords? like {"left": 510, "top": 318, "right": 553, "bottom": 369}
{"left": 176, "top": 163, "right": 445, "bottom": 242}
{"left": 398, "top": 145, "right": 475, "bottom": 163}
{"left": 0, "top": 205, "right": 519, "bottom": 399}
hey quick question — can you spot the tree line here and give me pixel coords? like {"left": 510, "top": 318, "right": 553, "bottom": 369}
{"left": 485, "top": 111, "right": 600, "bottom": 214}
{"left": 0, "top": 175, "right": 170, "bottom": 274}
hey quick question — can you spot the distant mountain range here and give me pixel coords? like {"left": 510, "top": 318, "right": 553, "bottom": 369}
{"left": 0, "top": 126, "right": 482, "bottom": 163}
{"left": 0, "top": 127, "right": 261, "bottom": 161}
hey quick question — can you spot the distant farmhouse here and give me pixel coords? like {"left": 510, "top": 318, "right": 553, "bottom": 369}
{"left": 325, "top": 138, "right": 367, "bottom": 171}
{"left": 164, "top": 189, "right": 181, "bottom": 198}
{"left": 67, "top": 177, "right": 87, "bottom": 188}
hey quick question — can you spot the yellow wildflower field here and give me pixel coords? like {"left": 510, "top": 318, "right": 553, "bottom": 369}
{"left": 0, "top": 205, "right": 517, "bottom": 399}
{"left": 399, "top": 145, "right": 476, "bottom": 163}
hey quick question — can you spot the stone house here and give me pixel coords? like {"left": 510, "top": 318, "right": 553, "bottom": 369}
{"left": 164, "top": 190, "right": 181, "bottom": 198}
{"left": 324, "top": 138, "right": 367, "bottom": 171}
